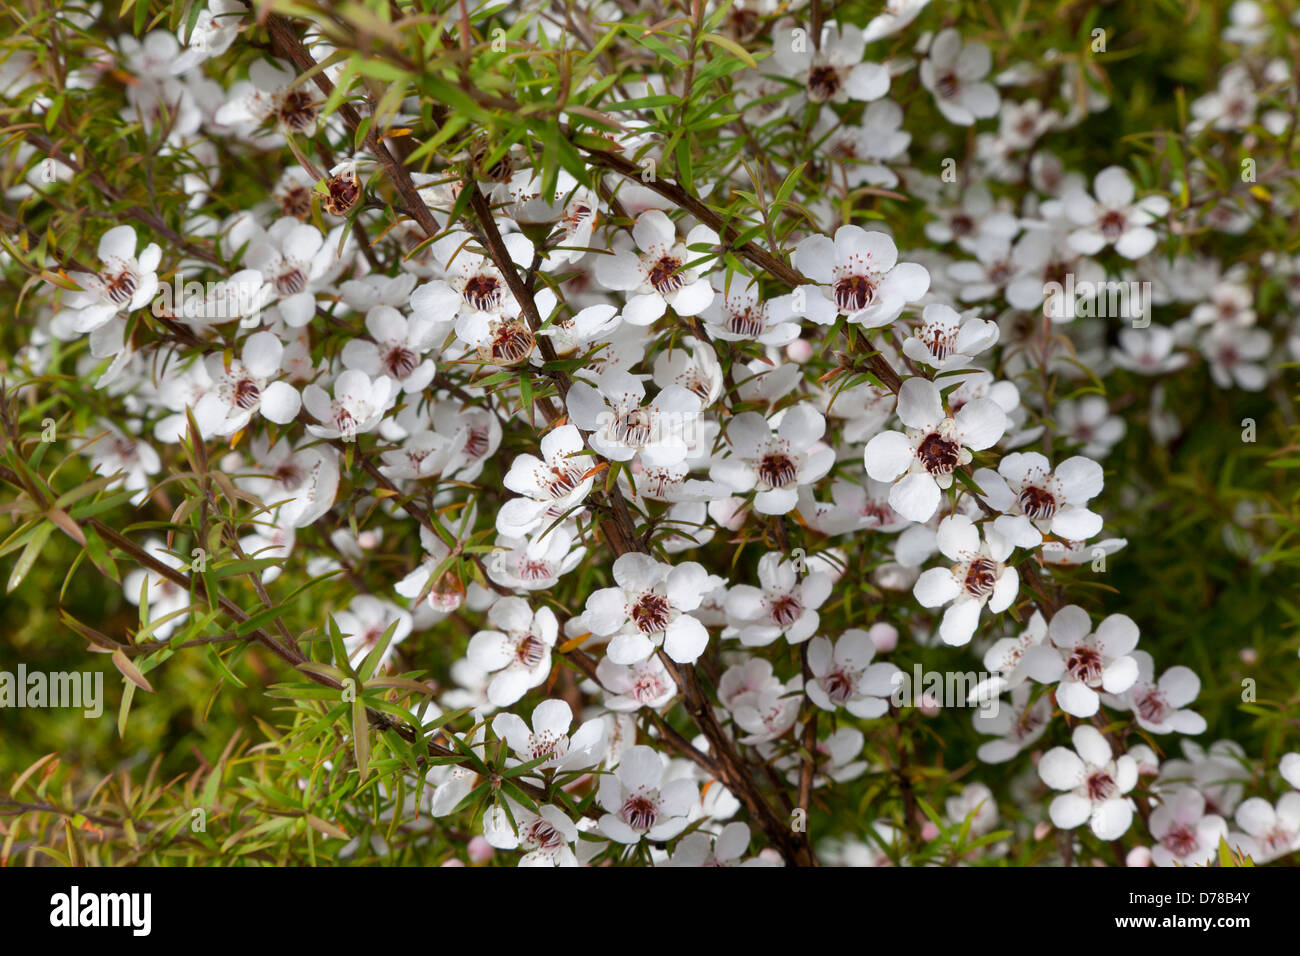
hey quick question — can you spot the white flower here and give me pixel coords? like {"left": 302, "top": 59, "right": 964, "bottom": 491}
{"left": 920, "top": 29, "right": 1000, "bottom": 126}
{"left": 598, "top": 745, "right": 698, "bottom": 844}
{"left": 1149, "top": 788, "right": 1227, "bottom": 867}
{"left": 1106, "top": 651, "right": 1207, "bottom": 735}
{"left": 652, "top": 335, "right": 724, "bottom": 407}
{"left": 566, "top": 368, "right": 702, "bottom": 466}
{"left": 710, "top": 404, "right": 834, "bottom": 516}
{"left": 724, "top": 552, "right": 831, "bottom": 646}
{"left": 663, "top": 822, "right": 775, "bottom": 867}
{"left": 1232, "top": 793, "right": 1300, "bottom": 863}
{"left": 243, "top": 218, "right": 335, "bottom": 327}
{"left": 594, "top": 210, "right": 717, "bottom": 324}
{"left": 378, "top": 430, "right": 460, "bottom": 482}
{"left": 490, "top": 699, "right": 606, "bottom": 774}
{"left": 924, "top": 183, "right": 1019, "bottom": 250}
{"left": 1039, "top": 725, "right": 1138, "bottom": 840}
{"left": 912, "top": 515, "right": 1018, "bottom": 646}
{"left": 195, "top": 331, "right": 301, "bottom": 436}
{"left": 122, "top": 538, "right": 190, "bottom": 639}
{"left": 87, "top": 422, "right": 161, "bottom": 506}
{"left": 1282, "top": 753, "right": 1300, "bottom": 791}
{"left": 806, "top": 630, "right": 900, "bottom": 717}
{"left": 769, "top": 21, "right": 890, "bottom": 105}
{"left": 173, "top": 0, "right": 243, "bottom": 72}
{"left": 483, "top": 801, "right": 581, "bottom": 867}
{"left": 1064, "top": 167, "right": 1169, "bottom": 259}
{"left": 487, "top": 525, "right": 586, "bottom": 592}
{"left": 1200, "top": 325, "right": 1271, "bottom": 391}
{"left": 409, "top": 230, "right": 531, "bottom": 326}
{"left": 1158, "top": 740, "right": 1249, "bottom": 816}
{"left": 974, "top": 451, "right": 1104, "bottom": 549}
{"left": 497, "top": 424, "right": 594, "bottom": 537}
{"left": 900, "top": 303, "right": 999, "bottom": 369}
{"left": 785, "top": 225, "right": 930, "bottom": 327}
{"left": 1110, "top": 326, "right": 1188, "bottom": 374}
{"left": 946, "top": 783, "right": 1000, "bottom": 838}
{"left": 864, "top": 377, "right": 1007, "bottom": 523}
{"left": 335, "top": 596, "right": 412, "bottom": 671}
{"left": 1055, "top": 395, "right": 1126, "bottom": 459}
{"left": 1021, "top": 604, "right": 1140, "bottom": 718}
{"left": 730, "top": 682, "right": 802, "bottom": 744}
{"left": 56, "top": 225, "right": 161, "bottom": 333}
{"left": 813, "top": 101, "right": 911, "bottom": 188}
{"left": 968, "top": 610, "right": 1047, "bottom": 703}
{"left": 864, "top": 0, "right": 929, "bottom": 42}
{"left": 1189, "top": 65, "right": 1256, "bottom": 132}
{"left": 973, "top": 683, "right": 1051, "bottom": 763}
{"left": 340, "top": 306, "right": 440, "bottom": 393}
{"left": 583, "top": 552, "right": 711, "bottom": 665}
{"left": 232, "top": 436, "right": 338, "bottom": 528}
{"left": 215, "top": 58, "right": 320, "bottom": 139}
{"left": 466, "top": 598, "right": 558, "bottom": 707}
{"left": 303, "top": 370, "right": 395, "bottom": 440}
{"left": 595, "top": 654, "right": 677, "bottom": 712}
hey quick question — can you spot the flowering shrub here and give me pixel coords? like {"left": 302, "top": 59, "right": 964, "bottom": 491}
{"left": 2, "top": 0, "right": 1299, "bottom": 868}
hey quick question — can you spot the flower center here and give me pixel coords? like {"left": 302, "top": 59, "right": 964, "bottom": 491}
{"left": 1017, "top": 485, "right": 1059, "bottom": 520}
{"left": 632, "top": 672, "right": 666, "bottom": 703}
{"left": 726, "top": 306, "right": 767, "bottom": 338}
{"left": 648, "top": 255, "right": 685, "bottom": 295}
{"left": 1156, "top": 825, "right": 1196, "bottom": 858}
{"left": 621, "top": 793, "right": 659, "bottom": 832}
{"left": 614, "top": 406, "right": 653, "bottom": 446}
{"left": 101, "top": 267, "right": 138, "bottom": 305}
{"left": 464, "top": 425, "right": 490, "bottom": 460}
{"left": 562, "top": 202, "right": 593, "bottom": 236}
{"left": 1136, "top": 687, "right": 1168, "bottom": 723}
{"left": 275, "top": 265, "right": 307, "bottom": 296}
{"left": 631, "top": 592, "right": 672, "bottom": 634}
{"left": 232, "top": 376, "right": 261, "bottom": 410}
{"left": 963, "top": 557, "right": 999, "bottom": 598}
{"left": 808, "top": 65, "right": 842, "bottom": 101}
{"left": 916, "top": 432, "right": 961, "bottom": 475}
{"left": 524, "top": 818, "right": 564, "bottom": 851}
{"left": 489, "top": 322, "right": 534, "bottom": 364}
{"left": 278, "top": 88, "right": 318, "bottom": 133}
{"left": 275, "top": 463, "right": 303, "bottom": 489}
{"left": 463, "top": 273, "right": 504, "bottom": 312}
{"left": 823, "top": 667, "right": 856, "bottom": 704}
{"left": 950, "top": 214, "right": 975, "bottom": 238}
{"left": 834, "top": 275, "right": 877, "bottom": 313}
{"left": 677, "top": 370, "right": 713, "bottom": 401}
{"left": 757, "top": 452, "right": 798, "bottom": 489}
{"left": 921, "top": 324, "right": 958, "bottom": 360}
{"left": 1086, "top": 770, "right": 1117, "bottom": 801}
{"left": 1066, "top": 644, "right": 1105, "bottom": 685}
{"left": 325, "top": 170, "right": 360, "bottom": 216}
{"left": 385, "top": 346, "right": 419, "bottom": 378}
{"left": 519, "top": 558, "right": 551, "bottom": 581}
{"left": 280, "top": 184, "right": 312, "bottom": 220}
{"left": 515, "top": 634, "right": 547, "bottom": 667}
{"left": 935, "top": 71, "right": 961, "bottom": 99}
{"left": 768, "top": 593, "right": 803, "bottom": 627}
{"left": 545, "top": 463, "right": 584, "bottom": 497}
{"left": 1099, "top": 210, "right": 1127, "bottom": 240}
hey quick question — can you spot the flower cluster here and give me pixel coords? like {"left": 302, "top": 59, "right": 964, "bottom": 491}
{"left": 3, "top": 0, "right": 1298, "bottom": 870}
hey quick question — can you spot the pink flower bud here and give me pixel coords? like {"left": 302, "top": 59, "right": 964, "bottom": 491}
{"left": 868, "top": 622, "right": 899, "bottom": 653}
